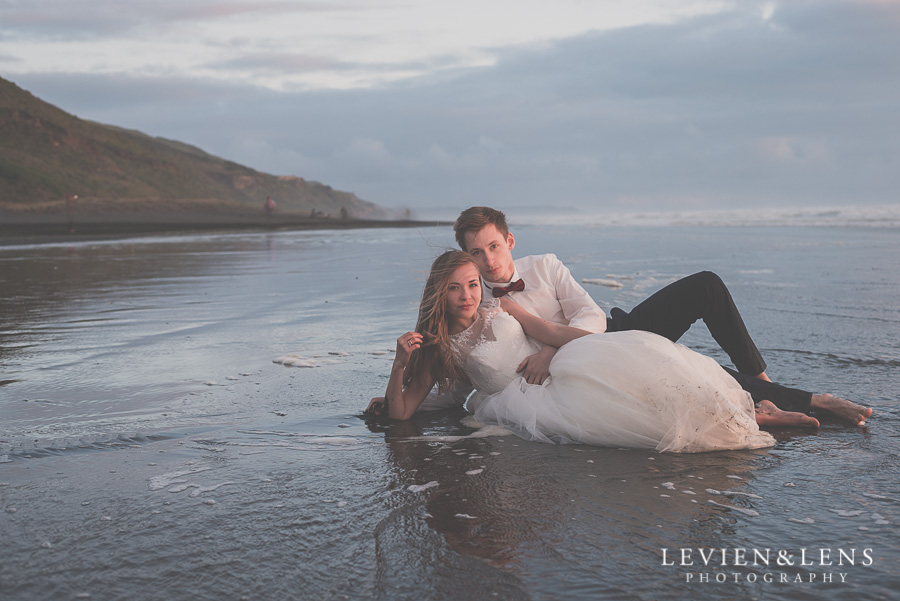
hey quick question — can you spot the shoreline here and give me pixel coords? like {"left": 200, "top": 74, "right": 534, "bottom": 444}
{"left": 0, "top": 211, "right": 451, "bottom": 245}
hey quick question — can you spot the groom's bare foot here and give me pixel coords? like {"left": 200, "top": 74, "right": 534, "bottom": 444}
{"left": 810, "top": 394, "right": 872, "bottom": 426}
{"left": 755, "top": 371, "right": 772, "bottom": 383}
{"left": 755, "top": 400, "right": 820, "bottom": 428}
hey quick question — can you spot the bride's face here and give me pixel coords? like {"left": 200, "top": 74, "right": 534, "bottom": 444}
{"left": 445, "top": 263, "right": 481, "bottom": 329}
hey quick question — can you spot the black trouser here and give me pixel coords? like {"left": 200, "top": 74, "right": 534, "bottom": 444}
{"left": 722, "top": 367, "right": 812, "bottom": 414}
{"left": 606, "top": 271, "right": 813, "bottom": 414}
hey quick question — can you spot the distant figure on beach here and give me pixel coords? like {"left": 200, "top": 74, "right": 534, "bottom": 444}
{"left": 264, "top": 196, "right": 277, "bottom": 218}
{"left": 366, "top": 206, "right": 872, "bottom": 436}
{"left": 65, "top": 194, "right": 78, "bottom": 232}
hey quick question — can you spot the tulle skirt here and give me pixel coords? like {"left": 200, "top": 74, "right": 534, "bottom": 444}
{"left": 470, "top": 331, "right": 775, "bottom": 453}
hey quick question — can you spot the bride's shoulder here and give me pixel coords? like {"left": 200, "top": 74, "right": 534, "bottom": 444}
{"left": 479, "top": 297, "right": 503, "bottom": 315}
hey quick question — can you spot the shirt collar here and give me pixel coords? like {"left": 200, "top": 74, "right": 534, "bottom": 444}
{"left": 482, "top": 266, "right": 521, "bottom": 291}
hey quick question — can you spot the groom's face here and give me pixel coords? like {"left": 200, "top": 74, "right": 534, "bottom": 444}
{"left": 463, "top": 224, "right": 516, "bottom": 283}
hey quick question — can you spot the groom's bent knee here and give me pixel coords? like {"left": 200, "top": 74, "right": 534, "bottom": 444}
{"left": 695, "top": 270, "right": 724, "bottom": 287}
{"left": 690, "top": 271, "right": 728, "bottom": 297}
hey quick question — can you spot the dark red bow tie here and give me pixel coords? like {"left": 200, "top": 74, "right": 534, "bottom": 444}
{"left": 492, "top": 278, "right": 525, "bottom": 298}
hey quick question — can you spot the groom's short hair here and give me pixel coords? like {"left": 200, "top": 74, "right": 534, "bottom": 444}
{"left": 454, "top": 207, "right": 509, "bottom": 251}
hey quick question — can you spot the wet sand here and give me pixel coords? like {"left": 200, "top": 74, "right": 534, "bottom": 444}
{"left": 0, "top": 208, "right": 449, "bottom": 243}
{"left": 1, "top": 224, "right": 897, "bottom": 601}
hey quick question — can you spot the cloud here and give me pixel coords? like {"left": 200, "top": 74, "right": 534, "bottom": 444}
{"left": 9, "top": 0, "right": 900, "bottom": 212}
{"left": 1, "top": 1, "right": 730, "bottom": 89}
{"left": 0, "top": 1, "right": 361, "bottom": 38}
{"left": 755, "top": 137, "right": 831, "bottom": 164}
{"left": 205, "top": 52, "right": 342, "bottom": 74}
{"left": 225, "top": 135, "right": 322, "bottom": 178}
{"left": 6, "top": 72, "right": 259, "bottom": 113}
{"left": 202, "top": 52, "right": 465, "bottom": 78}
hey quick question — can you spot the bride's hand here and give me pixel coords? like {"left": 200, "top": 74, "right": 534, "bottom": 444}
{"left": 364, "top": 396, "right": 386, "bottom": 416}
{"left": 363, "top": 396, "right": 385, "bottom": 417}
{"left": 394, "top": 331, "right": 423, "bottom": 369}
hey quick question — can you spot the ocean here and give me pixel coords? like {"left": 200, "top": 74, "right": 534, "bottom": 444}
{"left": 1, "top": 213, "right": 898, "bottom": 600}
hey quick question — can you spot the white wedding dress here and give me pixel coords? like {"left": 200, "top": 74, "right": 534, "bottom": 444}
{"left": 451, "top": 301, "right": 775, "bottom": 453}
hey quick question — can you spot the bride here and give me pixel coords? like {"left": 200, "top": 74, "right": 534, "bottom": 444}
{"left": 378, "top": 251, "right": 803, "bottom": 452}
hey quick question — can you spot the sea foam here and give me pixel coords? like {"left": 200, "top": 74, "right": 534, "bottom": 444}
{"left": 508, "top": 204, "right": 900, "bottom": 228}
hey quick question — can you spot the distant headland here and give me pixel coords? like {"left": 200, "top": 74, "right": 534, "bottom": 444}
{"left": 1, "top": 76, "right": 441, "bottom": 239}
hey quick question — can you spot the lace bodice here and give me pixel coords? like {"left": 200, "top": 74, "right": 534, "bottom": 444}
{"left": 450, "top": 299, "right": 541, "bottom": 394}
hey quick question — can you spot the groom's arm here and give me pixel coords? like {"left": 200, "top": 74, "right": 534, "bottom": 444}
{"left": 512, "top": 254, "right": 606, "bottom": 385}
{"left": 546, "top": 255, "right": 607, "bottom": 333}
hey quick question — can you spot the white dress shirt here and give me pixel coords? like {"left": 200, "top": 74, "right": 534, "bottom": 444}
{"left": 417, "top": 253, "right": 606, "bottom": 412}
{"left": 481, "top": 253, "right": 607, "bottom": 333}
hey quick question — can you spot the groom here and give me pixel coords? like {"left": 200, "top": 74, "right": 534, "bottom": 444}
{"left": 367, "top": 206, "right": 871, "bottom": 425}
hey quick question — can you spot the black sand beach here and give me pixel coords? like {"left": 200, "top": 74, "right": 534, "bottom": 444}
{"left": 0, "top": 208, "right": 448, "bottom": 243}
{"left": 1, "top": 222, "right": 897, "bottom": 600}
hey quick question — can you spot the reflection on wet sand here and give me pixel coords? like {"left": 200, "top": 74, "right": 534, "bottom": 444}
{"left": 384, "top": 417, "right": 566, "bottom": 566}
{"left": 365, "top": 410, "right": 777, "bottom": 599}
{"left": 365, "top": 412, "right": 545, "bottom": 600}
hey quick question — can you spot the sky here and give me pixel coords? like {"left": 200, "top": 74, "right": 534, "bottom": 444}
{"left": 2, "top": 0, "right": 899, "bottom": 217}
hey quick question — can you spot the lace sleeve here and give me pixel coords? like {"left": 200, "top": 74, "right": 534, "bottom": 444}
{"left": 481, "top": 297, "right": 501, "bottom": 314}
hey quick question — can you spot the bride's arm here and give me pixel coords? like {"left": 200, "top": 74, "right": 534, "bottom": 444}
{"left": 384, "top": 331, "right": 436, "bottom": 420}
{"left": 500, "top": 297, "right": 591, "bottom": 348}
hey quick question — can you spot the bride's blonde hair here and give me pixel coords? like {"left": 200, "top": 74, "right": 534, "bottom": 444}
{"left": 404, "top": 250, "right": 478, "bottom": 392}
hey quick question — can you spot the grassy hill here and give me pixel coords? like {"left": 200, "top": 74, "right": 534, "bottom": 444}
{"left": 0, "top": 76, "right": 388, "bottom": 220}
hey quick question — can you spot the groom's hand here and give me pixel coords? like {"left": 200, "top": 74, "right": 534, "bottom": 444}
{"left": 517, "top": 346, "right": 557, "bottom": 385}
